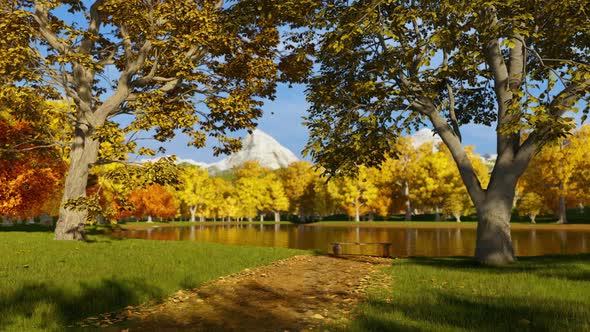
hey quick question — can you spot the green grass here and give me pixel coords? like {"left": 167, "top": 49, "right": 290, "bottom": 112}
{"left": 0, "top": 231, "right": 305, "bottom": 331}
{"left": 343, "top": 255, "right": 590, "bottom": 332}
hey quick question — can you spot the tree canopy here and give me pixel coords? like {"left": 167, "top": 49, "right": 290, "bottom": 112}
{"left": 296, "top": 0, "right": 590, "bottom": 264}
{"left": 0, "top": 0, "right": 314, "bottom": 239}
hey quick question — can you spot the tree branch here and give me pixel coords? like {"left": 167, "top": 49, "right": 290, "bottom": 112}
{"left": 412, "top": 97, "right": 486, "bottom": 206}
{"left": 32, "top": 3, "right": 67, "bottom": 53}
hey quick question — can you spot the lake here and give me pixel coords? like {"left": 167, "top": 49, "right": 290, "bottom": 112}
{"left": 111, "top": 223, "right": 590, "bottom": 257}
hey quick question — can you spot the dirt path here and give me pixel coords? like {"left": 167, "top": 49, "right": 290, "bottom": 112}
{"left": 87, "top": 255, "right": 392, "bottom": 331}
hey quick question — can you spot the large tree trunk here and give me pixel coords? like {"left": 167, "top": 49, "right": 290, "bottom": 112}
{"left": 55, "top": 128, "right": 100, "bottom": 240}
{"left": 274, "top": 211, "right": 280, "bottom": 222}
{"left": 434, "top": 206, "right": 441, "bottom": 221}
{"left": 529, "top": 214, "right": 536, "bottom": 224}
{"left": 354, "top": 198, "right": 360, "bottom": 222}
{"left": 454, "top": 213, "right": 461, "bottom": 222}
{"left": 474, "top": 193, "right": 516, "bottom": 265}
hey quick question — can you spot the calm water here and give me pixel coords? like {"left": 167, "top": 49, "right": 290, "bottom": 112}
{"left": 112, "top": 224, "right": 590, "bottom": 257}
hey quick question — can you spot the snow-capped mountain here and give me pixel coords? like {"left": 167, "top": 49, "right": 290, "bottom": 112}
{"left": 139, "top": 130, "right": 298, "bottom": 172}
{"left": 208, "top": 129, "right": 299, "bottom": 172}
{"left": 410, "top": 128, "right": 442, "bottom": 148}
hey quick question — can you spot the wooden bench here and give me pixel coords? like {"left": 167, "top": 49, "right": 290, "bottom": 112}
{"left": 331, "top": 242, "right": 393, "bottom": 258}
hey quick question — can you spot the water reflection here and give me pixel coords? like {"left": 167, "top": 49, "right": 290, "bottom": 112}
{"left": 112, "top": 224, "right": 590, "bottom": 257}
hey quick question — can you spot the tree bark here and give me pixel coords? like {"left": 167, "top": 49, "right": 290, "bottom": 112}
{"left": 147, "top": 215, "right": 153, "bottom": 223}
{"left": 529, "top": 214, "right": 536, "bottom": 224}
{"left": 434, "top": 206, "right": 441, "bottom": 221}
{"left": 189, "top": 206, "right": 197, "bottom": 222}
{"left": 556, "top": 182, "right": 567, "bottom": 224}
{"left": 454, "top": 214, "right": 461, "bottom": 222}
{"left": 55, "top": 128, "right": 100, "bottom": 240}
{"left": 403, "top": 181, "right": 412, "bottom": 221}
{"left": 274, "top": 211, "right": 280, "bottom": 222}
{"left": 474, "top": 192, "right": 516, "bottom": 265}
{"left": 260, "top": 214, "right": 264, "bottom": 222}
{"left": 354, "top": 198, "right": 360, "bottom": 222}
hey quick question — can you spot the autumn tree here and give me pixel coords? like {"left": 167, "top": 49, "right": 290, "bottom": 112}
{"left": 128, "top": 185, "right": 178, "bottom": 222}
{"left": 520, "top": 125, "right": 590, "bottom": 223}
{"left": 1, "top": 0, "right": 314, "bottom": 240}
{"left": 443, "top": 192, "right": 473, "bottom": 223}
{"left": 278, "top": 161, "right": 318, "bottom": 219}
{"left": 207, "top": 177, "right": 232, "bottom": 222}
{"left": 178, "top": 166, "right": 214, "bottom": 222}
{"left": 517, "top": 192, "right": 545, "bottom": 224}
{"left": 233, "top": 161, "right": 269, "bottom": 221}
{"left": 259, "top": 173, "right": 289, "bottom": 222}
{"left": 327, "top": 166, "right": 378, "bottom": 222}
{"left": 299, "top": 0, "right": 590, "bottom": 264}
{"left": 378, "top": 138, "right": 425, "bottom": 221}
{"left": 0, "top": 119, "right": 65, "bottom": 219}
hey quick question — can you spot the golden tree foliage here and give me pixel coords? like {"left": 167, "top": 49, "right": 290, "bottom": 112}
{"left": 520, "top": 124, "right": 590, "bottom": 223}
{"left": 277, "top": 161, "right": 317, "bottom": 218}
{"left": 178, "top": 166, "right": 214, "bottom": 222}
{"left": 0, "top": 0, "right": 315, "bottom": 239}
{"left": 516, "top": 192, "right": 545, "bottom": 224}
{"left": 327, "top": 166, "right": 378, "bottom": 222}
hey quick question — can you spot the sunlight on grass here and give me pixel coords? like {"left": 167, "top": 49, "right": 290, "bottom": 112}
{"left": 0, "top": 232, "right": 305, "bottom": 331}
{"left": 343, "top": 255, "right": 590, "bottom": 332}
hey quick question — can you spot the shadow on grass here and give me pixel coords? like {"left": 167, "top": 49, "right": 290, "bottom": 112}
{"left": 351, "top": 293, "right": 590, "bottom": 332}
{"left": 339, "top": 255, "right": 590, "bottom": 332}
{"left": 0, "top": 224, "right": 55, "bottom": 233}
{"left": 0, "top": 278, "right": 164, "bottom": 331}
{"left": 406, "top": 254, "right": 590, "bottom": 282}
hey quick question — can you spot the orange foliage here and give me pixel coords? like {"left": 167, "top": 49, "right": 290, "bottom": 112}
{"left": 0, "top": 120, "right": 65, "bottom": 218}
{"left": 128, "top": 185, "right": 178, "bottom": 220}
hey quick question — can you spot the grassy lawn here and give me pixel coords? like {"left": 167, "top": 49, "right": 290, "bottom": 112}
{"left": 344, "top": 255, "right": 590, "bottom": 332}
{"left": 0, "top": 230, "right": 305, "bottom": 331}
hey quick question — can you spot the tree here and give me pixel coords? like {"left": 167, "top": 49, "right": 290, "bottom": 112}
{"left": 260, "top": 173, "right": 289, "bottom": 222}
{"left": 1, "top": 0, "right": 312, "bottom": 240}
{"left": 443, "top": 192, "right": 473, "bottom": 223}
{"left": 207, "top": 177, "right": 232, "bottom": 222}
{"left": 517, "top": 192, "right": 545, "bottom": 223}
{"left": 178, "top": 166, "right": 214, "bottom": 222}
{"left": 520, "top": 125, "right": 590, "bottom": 223}
{"left": 234, "top": 161, "right": 268, "bottom": 221}
{"left": 128, "top": 185, "right": 178, "bottom": 222}
{"left": 378, "top": 138, "right": 423, "bottom": 221}
{"left": 412, "top": 143, "right": 455, "bottom": 220}
{"left": 278, "top": 161, "right": 317, "bottom": 219}
{"left": 300, "top": 0, "right": 590, "bottom": 264}
{"left": 327, "top": 166, "right": 378, "bottom": 222}
{"left": 0, "top": 119, "right": 65, "bottom": 219}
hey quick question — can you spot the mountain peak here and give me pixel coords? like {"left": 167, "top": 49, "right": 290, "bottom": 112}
{"left": 208, "top": 130, "right": 299, "bottom": 172}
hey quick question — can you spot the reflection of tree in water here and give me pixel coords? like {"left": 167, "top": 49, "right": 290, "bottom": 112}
{"left": 117, "top": 226, "right": 590, "bottom": 257}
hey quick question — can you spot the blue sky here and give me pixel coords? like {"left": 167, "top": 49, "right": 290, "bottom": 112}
{"left": 154, "top": 83, "right": 500, "bottom": 164}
